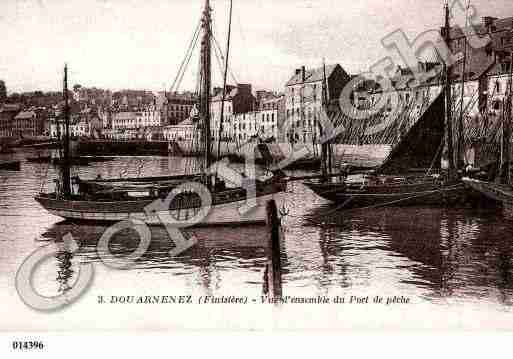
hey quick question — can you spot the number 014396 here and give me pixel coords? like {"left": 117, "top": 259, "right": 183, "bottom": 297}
{"left": 12, "top": 341, "right": 45, "bottom": 350}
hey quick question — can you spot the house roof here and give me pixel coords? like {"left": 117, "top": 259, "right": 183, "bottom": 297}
{"left": 211, "top": 87, "right": 239, "bottom": 102}
{"left": 0, "top": 103, "right": 22, "bottom": 113}
{"left": 448, "top": 16, "right": 513, "bottom": 40}
{"left": 285, "top": 64, "right": 341, "bottom": 86}
{"left": 14, "top": 111, "right": 36, "bottom": 120}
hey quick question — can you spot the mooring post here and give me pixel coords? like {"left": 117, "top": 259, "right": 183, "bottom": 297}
{"left": 265, "top": 199, "right": 282, "bottom": 301}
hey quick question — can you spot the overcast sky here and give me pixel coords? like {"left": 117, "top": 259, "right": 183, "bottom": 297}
{"left": 0, "top": 0, "right": 511, "bottom": 94}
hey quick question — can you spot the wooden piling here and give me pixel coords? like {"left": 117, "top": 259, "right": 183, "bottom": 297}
{"left": 265, "top": 199, "right": 282, "bottom": 301}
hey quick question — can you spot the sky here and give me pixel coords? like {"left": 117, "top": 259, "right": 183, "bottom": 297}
{"left": 0, "top": 0, "right": 512, "bottom": 94}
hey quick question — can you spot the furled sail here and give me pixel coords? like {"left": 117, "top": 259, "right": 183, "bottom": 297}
{"left": 377, "top": 89, "right": 446, "bottom": 174}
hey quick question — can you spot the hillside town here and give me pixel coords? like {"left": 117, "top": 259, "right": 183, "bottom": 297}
{"left": 0, "top": 15, "right": 512, "bottom": 152}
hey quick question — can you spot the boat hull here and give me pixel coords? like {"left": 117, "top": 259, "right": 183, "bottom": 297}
{"left": 26, "top": 156, "right": 90, "bottom": 166}
{"left": 304, "top": 180, "right": 471, "bottom": 209}
{"left": 462, "top": 178, "right": 513, "bottom": 206}
{"left": 35, "top": 190, "right": 283, "bottom": 226}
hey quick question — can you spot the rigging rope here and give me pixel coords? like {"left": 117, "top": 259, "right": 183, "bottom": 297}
{"left": 169, "top": 20, "right": 202, "bottom": 93}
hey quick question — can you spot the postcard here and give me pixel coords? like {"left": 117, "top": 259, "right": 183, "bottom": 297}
{"left": 1, "top": 0, "right": 513, "bottom": 348}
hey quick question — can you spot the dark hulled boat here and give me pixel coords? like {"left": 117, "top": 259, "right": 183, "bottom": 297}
{"left": 304, "top": 3, "right": 471, "bottom": 209}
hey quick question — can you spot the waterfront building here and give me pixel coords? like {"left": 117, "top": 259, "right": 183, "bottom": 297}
{"left": 111, "top": 106, "right": 161, "bottom": 131}
{"left": 284, "top": 64, "right": 351, "bottom": 143}
{"left": 211, "top": 84, "right": 256, "bottom": 140}
{"left": 163, "top": 118, "right": 196, "bottom": 142}
{"left": 255, "top": 93, "right": 285, "bottom": 141}
{"left": 135, "top": 105, "right": 161, "bottom": 128}
{"left": 161, "top": 91, "right": 197, "bottom": 126}
{"left": 0, "top": 103, "right": 21, "bottom": 138}
{"left": 48, "top": 116, "right": 64, "bottom": 139}
{"left": 70, "top": 109, "right": 103, "bottom": 138}
{"left": 112, "top": 111, "right": 137, "bottom": 131}
{"left": 13, "top": 109, "right": 46, "bottom": 138}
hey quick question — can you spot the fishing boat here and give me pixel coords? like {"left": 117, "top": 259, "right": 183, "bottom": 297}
{"left": 304, "top": 3, "right": 471, "bottom": 209}
{"left": 35, "top": 0, "right": 286, "bottom": 226}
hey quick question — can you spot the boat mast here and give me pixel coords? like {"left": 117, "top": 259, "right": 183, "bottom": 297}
{"left": 443, "top": 1, "right": 456, "bottom": 177}
{"left": 216, "top": 0, "right": 233, "bottom": 159}
{"left": 320, "top": 60, "right": 330, "bottom": 180}
{"left": 200, "top": 0, "right": 213, "bottom": 173}
{"left": 62, "top": 64, "right": 71, "bottom": 197}
{"left": 457, "top": 1, "right": 470, "bottom": 170}
{"left": 499, "top": 48, "right": 513, "bottom": 184}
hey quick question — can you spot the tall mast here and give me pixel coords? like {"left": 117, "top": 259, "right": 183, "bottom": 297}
{"left": 499, "top": 48, "right": 513, "bottom": 184}
{"left": 200, "top": 0, "right": 212, "bottom": 171}
{"left": 443, "top": 1, "right": 456, "bottom": 176}
{"left": 320, "top": 60, "right": 330, "bottom": 180}
{"left": 62, "top": 64, "right": 71, "bottom": 197}
{"left": 216, "top": 0, "right": 233, "bottom": 159}
{"left": 457, "top": 0, "right": 470, "bottom": 170}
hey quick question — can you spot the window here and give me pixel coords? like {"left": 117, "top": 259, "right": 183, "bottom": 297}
{"left": 495, "top": 81, "right": 501, "bottom": 94}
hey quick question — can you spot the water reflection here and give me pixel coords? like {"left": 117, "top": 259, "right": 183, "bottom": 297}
{"left": 41, "top": 222, "right": 272, "bottom": 295}
{"left": 304, "top": 204, "right": 513, "bottom": 305}
{"left": 56, "top": 250, "right": 74, "bottom": 294}
{"left": 2, "top": 152, "right": 513, "bottom": 312}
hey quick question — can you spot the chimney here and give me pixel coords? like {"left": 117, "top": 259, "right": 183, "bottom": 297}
{"left": 301, "top": 66, "right": 306, "bottom": 82}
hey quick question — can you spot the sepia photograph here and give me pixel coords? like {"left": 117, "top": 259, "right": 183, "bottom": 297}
{"left": 1, "top": 0, "right": 513, "bottom": 348}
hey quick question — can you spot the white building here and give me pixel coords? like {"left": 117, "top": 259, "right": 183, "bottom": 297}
{"left": 111, "top": 106, "right": 161, "bottom": 131}
{"left": 163, "top": 118, "right": 195, "bottom": 142}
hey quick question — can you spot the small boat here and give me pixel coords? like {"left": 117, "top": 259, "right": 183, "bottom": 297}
{"left": 35, "top": 2, "right": 286, "bottom": 226}
{"left": 26, "top": 155, "right": 90, "bottom": 166}
{"left": 0, "top": 160, "right": 21, "bottom": 171}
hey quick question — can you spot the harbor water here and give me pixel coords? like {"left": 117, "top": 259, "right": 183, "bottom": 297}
{"left": 1, "top": 150, "right": 513, "bottom": 330}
